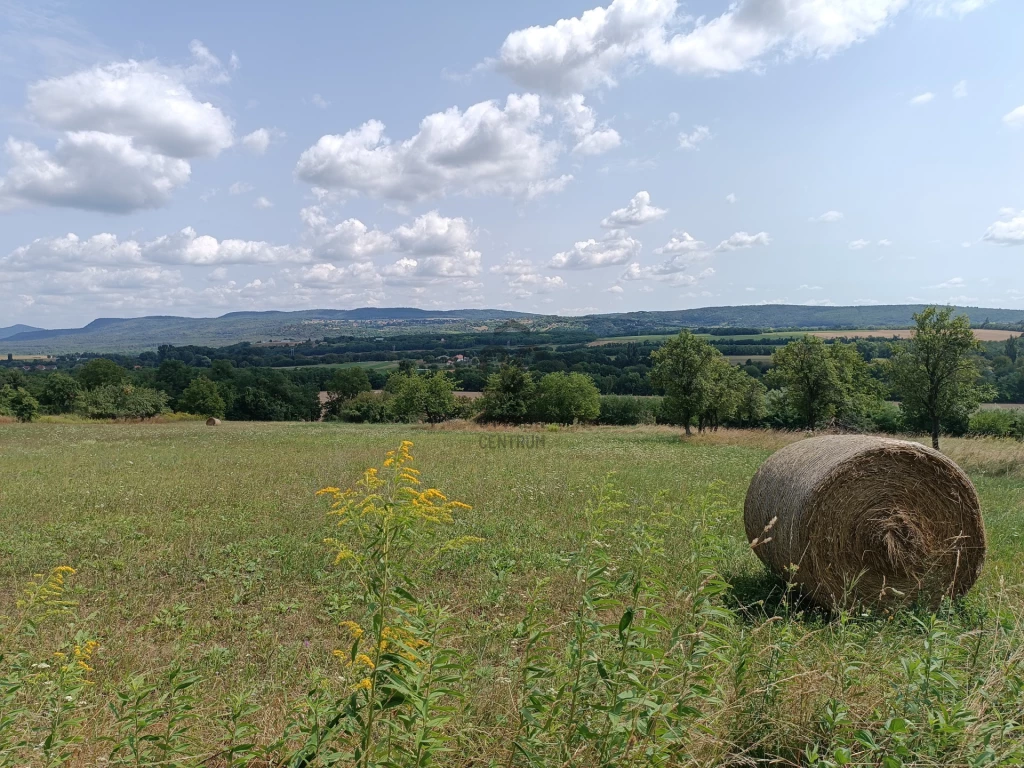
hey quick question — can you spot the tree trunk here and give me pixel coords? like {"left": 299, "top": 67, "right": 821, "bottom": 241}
{"left": 684, "top": 422, "right": 692, "bottom": 436}
{"left": 931, "top": 416, "right": 941, "bottom": 451}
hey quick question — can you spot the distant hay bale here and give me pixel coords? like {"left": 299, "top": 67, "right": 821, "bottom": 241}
{"left": 744, "top": 435, "right": 985, "bottom": 609}
{"left": 206, "top": 417, "right": 221, "bottom": 426}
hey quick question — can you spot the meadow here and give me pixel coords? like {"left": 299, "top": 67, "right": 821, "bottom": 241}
{"left": 2, "top": 422, "right": 1024, "bottom": 766}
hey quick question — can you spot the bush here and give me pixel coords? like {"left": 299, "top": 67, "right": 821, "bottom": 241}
{"left": 969, "top": 409, "right": 1024, "bottom": 439}
{"left": 330, "top": 390, "right": 394, "bottom": 423}
{"left": 597, "top": 395, "right": 662, "bottom": 425}
{"left": 0, "top": 385, "right": 40, "bottom": 422}
{"left": 869, "top": 401, "right": 905, "bottom": 434}
{"left": 534, "top": 372, "right": 601, "bottom": 425}
{"left": 76, "top": 384, "right": 169, "bottom": 420}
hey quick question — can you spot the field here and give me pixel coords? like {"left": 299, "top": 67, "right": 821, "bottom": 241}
{"left": 2, "top": 423, "right": 1024, "bottom": 765}
{"left": 590, "top": 328, "right": 1023, "bottom": 346}
{"left": 276, "top": 360, "right": 401, "bottom": 372}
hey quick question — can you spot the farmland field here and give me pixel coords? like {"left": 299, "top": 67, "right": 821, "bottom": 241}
{"left": 2, "top": 422, "right": 1024, "bottom": 765}
{"left": 590, "top": 328, "right": 1023, "bottom": 345}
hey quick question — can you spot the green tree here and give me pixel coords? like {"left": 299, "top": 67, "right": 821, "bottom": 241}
{"left": 178, "top": 376, "right": 227, "bottom": 418}
{"left": 734, "top": 374, "right": 768, "bottom": 427}
{"left": 479, "top": 364, "right": 536, "bottom": 424}
{"left": 323, "top": 367, "right": 373, "bottom": 418}
{"left": 650, "top": 330, "right": 721, "bottom": 435}
{"left": 390, "top": 373, "right": 458, "bottom": 424}
{"left": 77, "top": 384, "right": 168, "bottom": 419}
{"left": 697, "top": 358, "right": 745, "bottom": 432}
{"left": 76, "top": 358, "right": 125, "bottom": 389}
{"left": 888, "top": 306, "right": 990, "bottom": 450}
{"left": 769, "top": 337, "right": 879, "bottom": 430}
{"left": 534, "top": 371, "right": 600, "bottom": 425}
{"left": 40, "top": 372, "right": 81, "bottom": 414}
{"left": 0, "top": 385, "right": 39, "bottom": 422}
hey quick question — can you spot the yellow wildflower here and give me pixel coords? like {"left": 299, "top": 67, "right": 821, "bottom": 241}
{"left": 353, "top": 653, "right": 375, "bottom": 669}
{"left": 339, "top": 620, "right": 365, "bottom": 639}
{"left": 354, "top": 678, "right": 372, "bottom": 691}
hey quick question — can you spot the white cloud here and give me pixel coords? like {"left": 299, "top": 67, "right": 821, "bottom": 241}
{"left": 803, "top": 299, "right": 835, "bottom": 306}
{"left": 601, "top": 190, "right": 666, "bottom": 228}
{"left": 491, "top": 256, "right": 567, "bottom": 297}
{"left": 241, "top": 127, "right": 284, "bottom": 154}
{"left": 494, "top": 0, "right": 676, "bottom": 94}
{"left": 391, "top": 210, "right": 476, "bottom": 255}
{"left": 927, "top": 276, "right": 965, "bottom": 289}
{"left": 953, "top": 80, "right": 967, "bottom": 98}
{"left": 253, "top": 196, "right": 273, "bottom": 209}
{"left": 654, "top": 232, "right": 706, "bottom": 255}
{"left": 983, "top": 209, "right": 1024, "bottom": 245}
{"left": 714, "top": 231, "right": 771, "bottom": 251}
{"left": 878, "top": 238, "right": 892, "bottom": 246}
{"left": 0, "top": 132, "right": 190, "bottom": 213}
{"left": 909, "top": 92, "right": 934, "bottom": 106}
{"left": 811, "top": 210, "right": 844, "bottom": 223}
{"left": 606, "top": 284, "right": 624, "bottom": 293}
{"left": 558, "top": 94, "right": 622, "bottom": 155}
{"left": 1003, "top": 105, "right": 1024, "bottom": 128}
{"left": 26, "top": 50, "right": 234, "bottom": 158}
{"left": 550, "top": 230, "right": 641, "bottom": 269}
{"left": 295, "top": 93, "right": 564, "bottom": 200}
{"left": 493, "top": 0, "right": 920, "bottom": 93}
{"left": 649, "top": 0, "right": 908, "bottom": 76}
{"left": 310, "top": 93, "right": 330, "bottom": 108}
{"left": 848, "top": 238, "right": 871, "bottom": 250}
{"left": 0, "top": 42, "right": 233, "bottom": 213}
{"left": 228, "top": 181, "right": 252, "bottom": 195}
{"left": 725, "top": 192, "right": 737, "bottom": 203}
{"left": 1, "top": 228, "right": 310, "bottom": 272}
{"left": 678, "top": 125, "right": 711, "bottom": 150}
{"left": 915, "top": 0, "right": 993, "bottom": 17}
{"left": 299, "top": 206, "right": 394, "bottom": 261}
{"left": 799, "top": 284, "right": 823, "bottom": 291}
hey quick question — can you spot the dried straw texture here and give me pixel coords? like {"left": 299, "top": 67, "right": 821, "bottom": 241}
{"left": 206, "top": 417, "right": 221, "bottom": 426}
{"left": 744, "top": 435, "right": 986, "bottom": 609}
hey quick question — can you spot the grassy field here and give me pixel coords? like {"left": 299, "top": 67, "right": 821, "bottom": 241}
{"left": 2, "top": 423, "right": 1024, "bottom": 765}
{"left": 590, "top": 329, "right": 1023, "bottom": 345}
{"left": 275, "top": 360, "right": 401, "bottom": 372}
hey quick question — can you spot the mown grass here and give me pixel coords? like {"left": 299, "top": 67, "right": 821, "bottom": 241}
{"left": 1, "top": 423, "right": 1023, "bottom": 765}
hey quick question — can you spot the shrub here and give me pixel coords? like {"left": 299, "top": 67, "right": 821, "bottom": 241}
{"left": 968, "top": 408, "right": 1022, "bottom": 438}
{"left": 177, "top": 376, "right": 226, "bottom": 419}
{"left": 0, "top": 385, "right": 39, "bottom": 422}
{"left": 869, "top": 400, "right": 905, "bottom": 434}
{"left": 330, "top": 390, "right": 394, "bottom": 423}
{"left": 597, "top": 395, "right": 662, "bottom": 425}
{"left": 76, "top": 383, "right": 169, "bottom": 419}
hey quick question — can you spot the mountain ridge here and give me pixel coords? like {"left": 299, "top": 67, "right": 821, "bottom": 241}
{"left": 3, "top": 305, "right": 1022, "bottom": 354}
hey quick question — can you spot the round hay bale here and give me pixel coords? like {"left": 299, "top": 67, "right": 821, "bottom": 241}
{"left": 744, "top": 435, "right": 985, "bottom": 609}
{"left": 206, "top": 417, "right": 221, "bottom": 426}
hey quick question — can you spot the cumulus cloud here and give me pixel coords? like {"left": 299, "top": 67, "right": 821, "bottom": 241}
{"left": 848, "top": 238, "right": 871, "bottom": 250}
{"left": 601, "top": 190, "right": 666, "bottom": 228}
{"left": 909, "top": 92, "right": 934, "bottom": 105}
{"left": 557, "top": 94, "right": 622, "bottom": 155}
{"left": 491, "top": 0, "right": 989, "bottom": 95}
{"left": 253, "top": 196, "right": 273, "bottom": 209}
{"left": 491, "top": 256, "right": 567, "bottom": 297}
{"left": 299, "top": 206, "right": 394, "bottom": 261}
{"left": 0, "top": 42, "right": 234, "bottom": 213}
{"left": 811, "top": 210, "right": 844, "bottom": 223}
{"left": 0, "top": 133, "right": 190, "bottom": 213}
{"left": 678, "top": 125, "right": 711, "bottom": 150}
{"left": 725, "top": 192, "right": 737, "bottom": 203}
{"left": 295, "top": 94, "right": 564, "bottom": 200}
{"left": 1004, "top": 105, "right": 1024, "bottom": 128}
{"left": 0, "top": 228, "right": 310, "bottom": 272}
{"left": 549, "top": 230, "right": 641, "bottom": 269}
{"left": 228, "top": 181, "right": 252, "bottom": 195}
{"left": 983, "top": 209, "right": 1024, "bottom": 245}
{"left": 953, "top": 80, "right": 967, "bottom": 98}
{"left": 241, "top": 127, "right": 284, "bottom": 154}
{"left": 714, "top": 231, "right": 771, "bottom": 251}
{"left": 494, "top": 0, "right": 676, "bottom": 94}
{"left": 654, "top": 232, "right": 706, "bottom": 255}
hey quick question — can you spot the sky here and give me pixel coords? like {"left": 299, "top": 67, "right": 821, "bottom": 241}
{"left": 0, "top": 0, "right": 1022, "bottom": 329}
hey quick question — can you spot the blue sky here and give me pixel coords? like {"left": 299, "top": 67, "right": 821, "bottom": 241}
{"left": 0, "top": 0, "right": 1022, "bottom": 328}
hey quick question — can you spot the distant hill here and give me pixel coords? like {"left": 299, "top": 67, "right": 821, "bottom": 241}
{"left": 0, "top": 324, "right": 44, "bottom": 340}
{"left": 3, "top": 304, "right": 1023, "bottom": 355}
